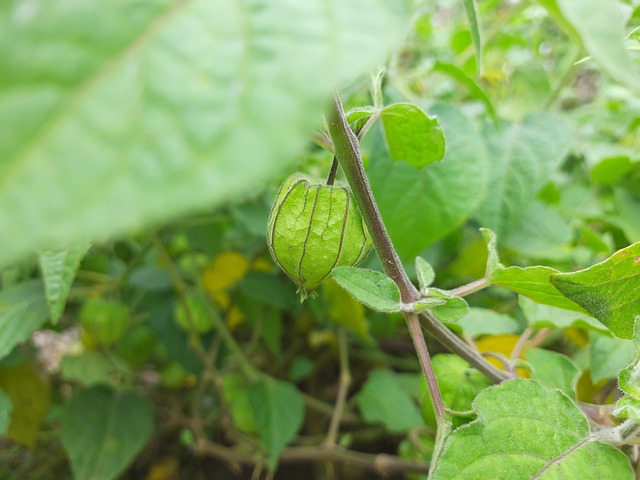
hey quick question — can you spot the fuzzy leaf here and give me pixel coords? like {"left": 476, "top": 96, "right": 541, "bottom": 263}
{"left": 332, "top": 267, "right": 401, "bottom": 313}
{"left": 551, "top": 243, "right": 640, "bottom": 339}
{"left": 415, "top": 256, "right": 436, "bottom": 291}
{"left": 431, "top": 379, "right": 633, "bottom": 480}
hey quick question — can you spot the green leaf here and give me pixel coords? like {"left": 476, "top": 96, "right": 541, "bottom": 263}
{"left": 221, "top": 373, "right": 257, "bottom": 434}
{"left": 619, "top": 355, "right": 640, "bottom": 398}
{"left": 526, "top": 348, "right": 580, "bottom": 399}
{"left": 0, "top": 0, "right": 411, "bottom": 268}
{"left": 519, "top": 296, "right": 607, "bottom": 333}
{"left": 380, "top": 103, "right": 445, "bottom": 168}
{"left": 415, "top": 256, "right": 436, "bottom": 291}
{"left": 0, "top": 363, "right": 50, "bottom": 447}
{"left": 0, "top": 280, "right": 49, "bottom": 360}
{"left": 553, "top": 0, "right": 640, "bottom": 93}
{"left": 0, "top": 388, "right": 12, "bottom": 436}
{"left": 613, "top": 396, "right": 640, "bottom": 423}
{"left": 421, "top": 355, "right": 491, "bottom": 428}
{"left": 589, "top": 332, "right": 635, "bottom": 383}
{"left": 431, "top": 379, "right": 633, "bottom": 480}
{"left": 491, "top": 266, "right": 585, "bottom": 312}
{"left": 456, "top": 307, "right": 520, "bottom": 337}
{"left": 332, "top": 267, "right": 401, "bottom": 313}
{"left": 551, "top": 242, "right": 640, "bottom": 339}
{"left": 60, "top": 351, "right": 133, "bottom": 388}
{"left": 433, "top": 62, "right": 496, "bottom": 121}
{"left": 249, "top": 377, "right": 304, "bottom": 469}
{"left": 356, "top": 369, "right": 424, "bottom": 432}
{"left": 428, "top": 289, "right": 469, "bottom": 322}
{"left": 38, "top": 243, "right": 90, "bottom": 324}
{"left": 368, "top": 104, "right": 488, "bottom": 259}
{"left": 480, "top": 228, "right": 500, "bottom": 277}
{"left": 62, "top": 386, "right": 154, "bottom": 480}
{"left": 474, "top": 113, "right": 571, "bottom": 237}
{"left": 459, "top": 0, "right": 483, "bottom": 75}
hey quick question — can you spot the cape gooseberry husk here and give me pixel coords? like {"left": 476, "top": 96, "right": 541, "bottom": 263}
{"left": 267, "top": 173, "right": 372, "bottom": 298}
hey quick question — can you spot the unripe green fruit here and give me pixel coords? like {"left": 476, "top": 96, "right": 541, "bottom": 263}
{"left": 80, "top": 299, "right": 131, "bottom": 347}
{"left": 267, "top": 173, "right": 372, "bottom": 297}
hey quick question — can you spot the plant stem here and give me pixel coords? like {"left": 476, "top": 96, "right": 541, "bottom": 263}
{"left": 448, "top": 277, "right": 489, "bottom": 297}
{"left": 406, "top": 312, "right": 446, "bottom": 426}
{"left": 325, "top": 329, "right": 352, "bottom": 447}
{"left": 326, "top": 156, "right": 339, "bottom": 185}
{"left": 327, "top": 92, "right": 513, "bottom": 385}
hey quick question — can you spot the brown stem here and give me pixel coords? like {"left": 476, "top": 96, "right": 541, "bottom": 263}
{"left": 326, "top": 156, "right": 339, "bottom": 185}
{"left": 324, "top": 329, "right": 352, "bottom": 447}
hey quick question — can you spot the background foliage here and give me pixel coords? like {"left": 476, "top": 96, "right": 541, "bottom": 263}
{"left": 1, "top": 0, "right": 640, "bottom": 479}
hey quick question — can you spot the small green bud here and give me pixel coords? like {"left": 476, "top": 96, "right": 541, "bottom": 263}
{"left": 267, "top": 173, "right": 372, "bottom": 298}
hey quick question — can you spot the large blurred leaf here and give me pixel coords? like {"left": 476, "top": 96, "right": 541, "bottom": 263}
{"left": 368, "top": 104, "right": 488, "bottom": 260}
{"left": 0, "top": 363, "right": 50, "bottom": 447}
{"left": 38, "top": 243, "right": 90, "bottom": 324}
{"left": 431, "top": 379, "right": 633, "bottom": 480}
{"left": 550, "top": 0, "right": 640, "bottom": 93}
{"left": 0, "top": 0, "right": 411, "bottom": 267}
{"left": 474, "top": 113, "right": 571, "bottom": 237}
{"left": 0, "top": 280, "right": 49, "bottom": 360}
{"left": 551, "top": 242, "right": 640, "bottom": 339}
{"left": 249, "top": 377, "right": 304, "bottom": 469}
{"left": 62, "top": 386, "right": 154, "bottom": 480}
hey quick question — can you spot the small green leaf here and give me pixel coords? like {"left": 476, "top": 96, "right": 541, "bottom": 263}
{"left": 63, "top": 386, "right": 154, "bottom": 480}
{"left": 380, "top": 103, "right": 445, "bottom": 168}
{"left": 415, "top": 256, "right": 436, "bottom": 291}
{"left": 60, "top": 351, "right": 133, "bottom": 388}
{"left": 0, "top": 388, "right": 12, "bottom": 435}
{"left": 619, "top": 356, "right": 640, "bottom": 398}
{"left": 589, "top": 332, "right": 635, "bottom": 383}
{"left": 356, "top": 370, "right": 423, "bottom": 432}
{"left": 460, "top": 0, "right": 483, "bottom": 75}
{"left": 519, "top": 296, "right": 608, "bottom": 333}
{"left": 421, "top": 355, "right": 491, "bottom": 428}
{"left": 526, "top": 348, "right": 580, "bottom": 399}
{"left": 480, "top": 228, "right": 500, "bottom": 277}
{"left": 221, "top": 373, "right": 257, "bottom": 434}
{"left": 613, "top": 396, "right": 640, "bottom": 423}
{"left": 38, "top": 243, "right": 90, "bottom": 324}
{"left": 431, "top": 379, "right": 633, "bottom": 480}
{"left": 428, "top": 289, "right": 469, "bottom": 322}
{"left": 491, "top": 266, "right": 585, "bottom": 312}
{"left": 551, "top": 242, "right": 640, "bottom": 339}
{"left": 249, "top": 378, "right": 304, "bottom": 469}
{"left": 332, "top": 267, "right": 401, "bottom": 313}
{"left": 456, "top": 307, "right": 520, "bottom": 337}
{"left": 412, "top": 297, "right": 448, "bottom": 312}
{"left": 0, "top": 280, "right": 49, "bottom": 361}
